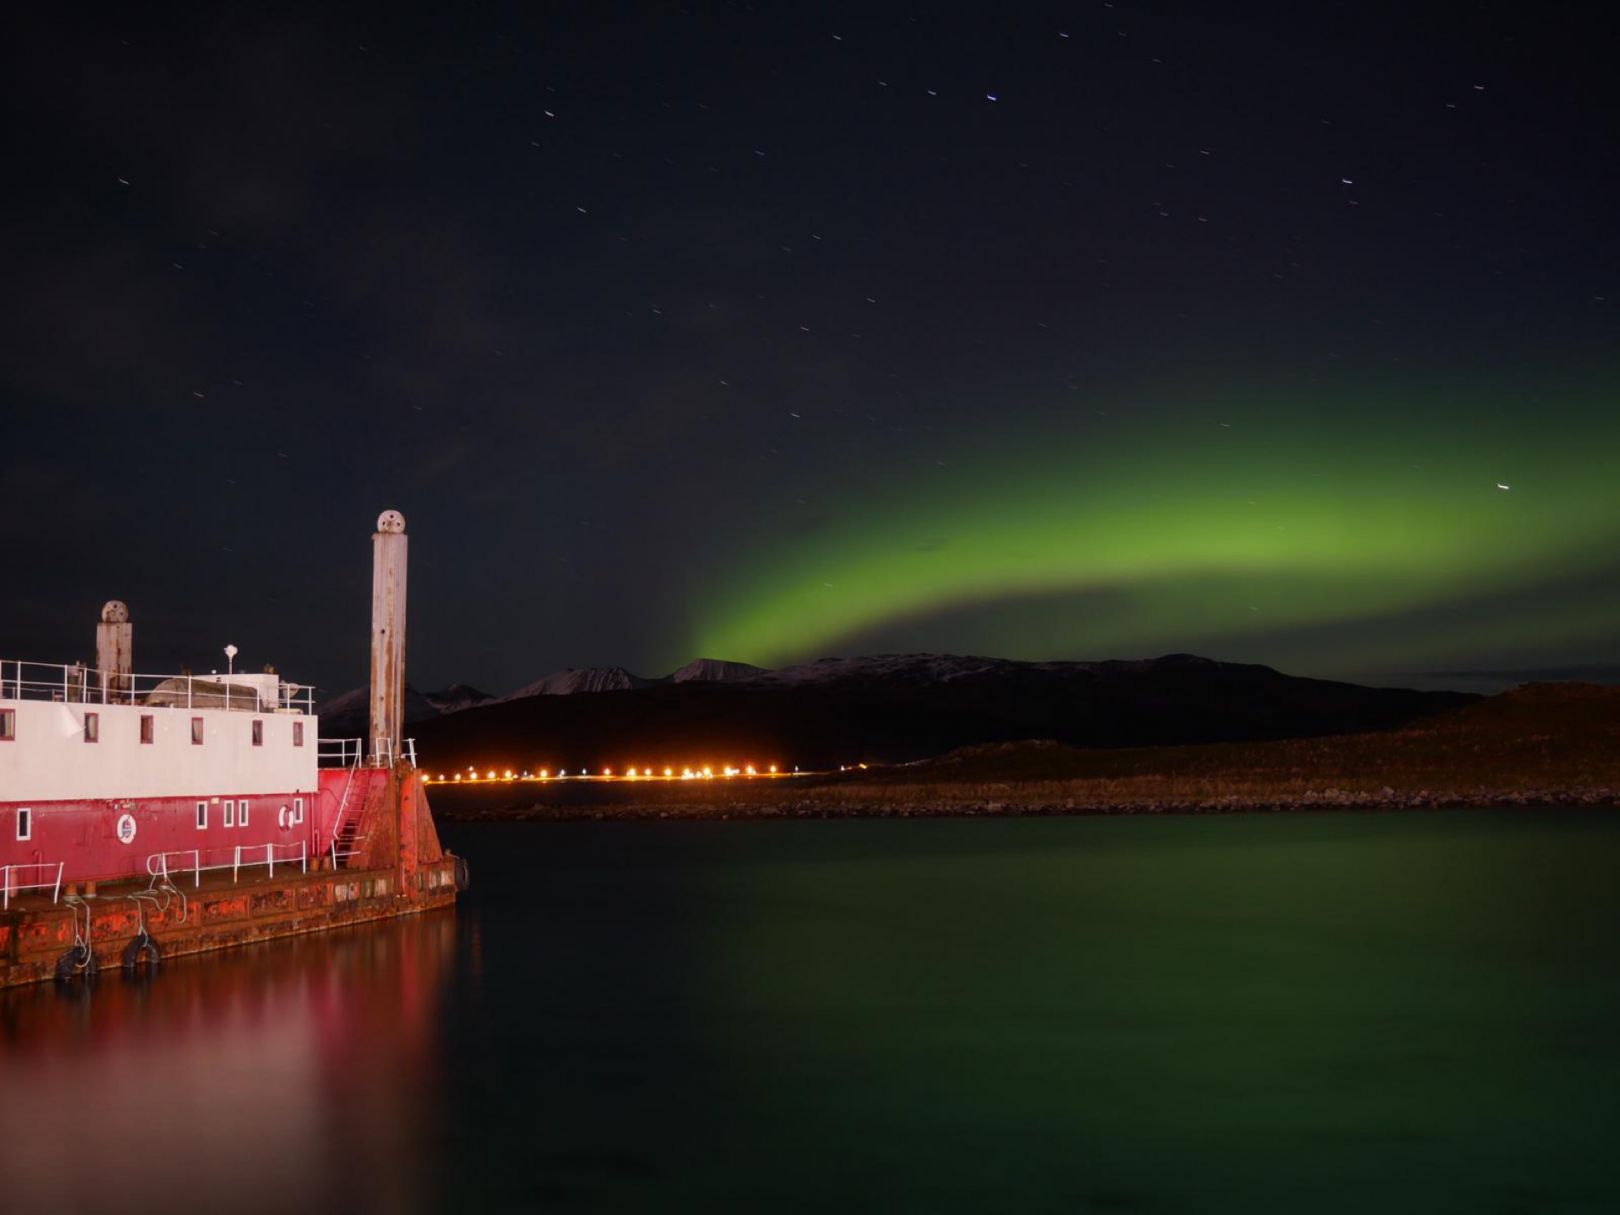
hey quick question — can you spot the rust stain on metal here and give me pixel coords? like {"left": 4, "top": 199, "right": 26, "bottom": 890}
{"left": 2, "top": 770, "right": 460, "bottom": 988}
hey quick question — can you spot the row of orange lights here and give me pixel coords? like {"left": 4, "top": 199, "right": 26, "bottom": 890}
{"left": 426, "top": 763, "right": 789, "bottom": 784}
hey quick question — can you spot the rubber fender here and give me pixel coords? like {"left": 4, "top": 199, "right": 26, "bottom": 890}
{"left": 121, "top": 930, "right": 163, "bottom": 971}
{"left": 454, "top": 855, "right": 471, "bottom": 892}
{"left": 54, "top": 943, "right": 100, "bottom": 983}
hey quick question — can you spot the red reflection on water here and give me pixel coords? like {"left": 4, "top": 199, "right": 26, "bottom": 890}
{"left": 0, "top": 913, "right": 457, "bottom": 1215}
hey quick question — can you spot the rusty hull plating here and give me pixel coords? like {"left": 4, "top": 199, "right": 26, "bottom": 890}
{"left": 0, "top": 767, "right": 459, "bottom": 987}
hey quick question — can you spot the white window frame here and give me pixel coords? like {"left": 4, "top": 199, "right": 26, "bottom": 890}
{"left": 16, "top": 807, "right": 31, "bottom": 841}
{"left": 293, "top": 721, "right": 304, "bottom": 747}
{"left": 140, "top": 713, "right": 155, "bottom": 744}
{"left": 251, "top": 719, "right": 263, "bottom": 747}
{"left": 293, "top": 796, "right": 305, "bottom": 825}
{"left": 83, "top": 712, "right": 99, "bottom": 743}
{"left": 223, "top": 799, "right": 235, "bottom": 828}
{"left": 0, "top": 708, "right": 14, "bottom": 741}
{"left": 196, "top": 801, "right": 208, "bottom": 830}
{"left": 239, "top": 799, "right": 250, "bottom": 827}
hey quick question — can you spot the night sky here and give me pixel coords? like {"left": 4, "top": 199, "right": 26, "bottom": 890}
{"left": 4, "top": 4, "right": 1617, "bottom": 696}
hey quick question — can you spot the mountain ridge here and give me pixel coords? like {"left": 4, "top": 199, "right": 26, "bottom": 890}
{"left": 404, "top": 652, "right": 1478, "bottom": 773}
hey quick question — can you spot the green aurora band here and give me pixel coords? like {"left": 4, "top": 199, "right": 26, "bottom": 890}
{"left": 689, "top": 378, "right": 1620, "bottom": 673}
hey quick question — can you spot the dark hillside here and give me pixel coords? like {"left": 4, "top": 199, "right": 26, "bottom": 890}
{"left": 410, "top": 653, "right": 1474, "bottom": 775}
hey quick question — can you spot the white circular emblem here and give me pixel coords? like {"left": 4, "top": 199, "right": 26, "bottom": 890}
{"left": 116, "top": 814, "right": 137, "bottom": 844}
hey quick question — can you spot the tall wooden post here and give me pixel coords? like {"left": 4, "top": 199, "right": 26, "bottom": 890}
{"left": 96, "top": 600, "right": 132, "bottom": 703}
{"left": 369, "top": 510, "right": 408, "bottom": 765}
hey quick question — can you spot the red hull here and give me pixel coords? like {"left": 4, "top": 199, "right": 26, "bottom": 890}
{"left": 1, "top": 769, "right": 378, "bottom": 891}
{"left": 1, "top": 767, "right": 461, "bottom": 988}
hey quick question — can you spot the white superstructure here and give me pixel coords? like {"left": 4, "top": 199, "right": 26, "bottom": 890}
{"left": 0, "top": 691, "right": 317, "bottom": 803}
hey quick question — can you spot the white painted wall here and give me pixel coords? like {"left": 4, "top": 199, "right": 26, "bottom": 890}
{"left": 0, "top": 698, "right": 318, "bottom": 801}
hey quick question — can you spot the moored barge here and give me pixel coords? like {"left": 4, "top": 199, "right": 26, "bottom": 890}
{"left": 0, "top": 511, "right": 463, "bottom": 987}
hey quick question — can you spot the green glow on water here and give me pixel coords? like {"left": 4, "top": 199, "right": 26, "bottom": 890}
{"left": 464, "top": 813, "right": 1620, "bottom": 1212}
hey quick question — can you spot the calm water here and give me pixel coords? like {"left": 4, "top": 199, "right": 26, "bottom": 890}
{"left": 4, "top": 812, "right": 1620, "bottom": 1213}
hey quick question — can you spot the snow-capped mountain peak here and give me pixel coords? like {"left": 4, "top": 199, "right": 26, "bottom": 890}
{"left": 669, "top": 657, "right": 768, "bottom": 684}
{"left": 503, "top": 667, "right": 650, "bottom": 699}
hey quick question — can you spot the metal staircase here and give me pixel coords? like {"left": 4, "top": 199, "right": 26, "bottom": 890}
{"left": 328, "top": 764, "right": 367, "bottom": 870}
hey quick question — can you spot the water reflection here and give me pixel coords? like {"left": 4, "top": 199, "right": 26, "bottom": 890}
{"left": 7, "top": 815, "right": 1620, "bottom": 1212}
{"left": 0, "top": 912, "right": 459, "bottom": 1215}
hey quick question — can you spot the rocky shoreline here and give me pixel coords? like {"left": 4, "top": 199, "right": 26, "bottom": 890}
{"left": 436, "top": 785, "right": 1620, "bottom": 823}
{"left": 428, "top": 684, "right": 1620, "bottom": 824}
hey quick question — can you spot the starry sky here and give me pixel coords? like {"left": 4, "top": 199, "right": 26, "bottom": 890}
{"left": 4, "top": 3, "right": 1617, "bottom": 695}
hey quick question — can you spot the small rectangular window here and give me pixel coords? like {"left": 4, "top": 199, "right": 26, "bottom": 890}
{"left": 191, "top": 717, "right": 204, "bottom": 745}
{"left": 251, "top": 719, "right": 264, "bottom": 747}
{"left": 223, "top": 800, "right": 235, "bottom": 828}
{"left": 140, "top": 714, "right": 154, "bottom": 744}
{"left": 16, "top": 807, "right": 31, "bottom": 841}
{"left": 0, "top": 708, "right": 15, "bottom": 740}
{"left": 239, "top": 799, "right": 250, "bottom": 827}
{"left": 83, "top": 712, "right": 99, "bottom": 743}
{"left": 196, "top": 801, "right": 208, "bottom": 830}
{"left": 294, "top": 796, "right": 305, "bottom": 824}
{"left": 293, "top": 721, "right": 304, "bottom": 747}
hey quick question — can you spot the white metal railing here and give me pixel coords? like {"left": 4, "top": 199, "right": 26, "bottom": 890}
{"left": 330, "top": 835, "right": 368, "bottom": 870}
{"left": 2, "top": 861, "right": 64, "bottom": 910}
{"left": 332, "top": 764, "right": 359, "bottom": 835}
{"left": 331, "top": 765, "right": 360, "bottom": 842}
{"left": 0, "top": 658, "right": 314, "bottom": 714}
{"left": 322, "top": 736, "right": 415, "bottom": 769}
{"left": 148, "top": 848, "right": 205, "bottom": 887}
{"left": 233, "top": 842, "right": 307, "bottom": 882}
{"left": 146, "top": 842, "right": 307, "bottom": 887}
{"left": 147, "top": 849, "right": 204, "bottom": 887}
{"left": 373, "top": 736, "right": 420, "bottom": 767}
{"left": 319, "top": 737, "right": 364, "bottom": 769}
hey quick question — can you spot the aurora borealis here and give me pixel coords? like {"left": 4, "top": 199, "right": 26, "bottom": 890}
{"left": 3, "top": 5, "right": 1617, "bottom": 692}
{"left": 688, "top": 373, "right": 1620, "bottom": 680}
